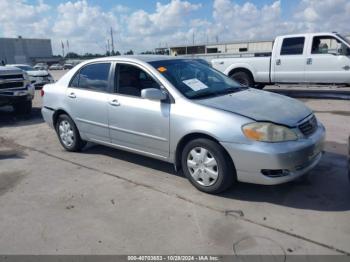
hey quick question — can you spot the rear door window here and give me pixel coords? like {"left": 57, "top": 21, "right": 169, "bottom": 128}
{"left": 280, "top": 37, "right": 305, "bottom": 55}
{"left": 70, "top": 63, "right": 111, "bottom": 92}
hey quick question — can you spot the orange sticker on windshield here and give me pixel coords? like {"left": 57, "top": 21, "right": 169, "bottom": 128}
{"left": 157, "top": 67, "right": 167, "bottom": 73}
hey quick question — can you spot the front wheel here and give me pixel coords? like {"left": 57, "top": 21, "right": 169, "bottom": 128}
{"left": 181, "top": 138, "right": 235, "bottom": 194}
{"left": 56, "top": 114, "right": 86, "bottom": 152}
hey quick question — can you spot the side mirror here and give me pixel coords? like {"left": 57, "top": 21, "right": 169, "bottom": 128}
{"left": 328, "top": 49, "right": 340, "bottom": 55}
{"left": 141, "top": 88, "right": 167, "bottom": 101}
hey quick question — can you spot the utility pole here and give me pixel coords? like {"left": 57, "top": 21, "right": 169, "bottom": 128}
{"left": 110, "top": 27, "right": 115, "bottom": 54}
{"left": 61, "top": 41, "right": 65, "bottom": 58}
{"left": 192, "top": 32, "right": 195, "bottom": 46}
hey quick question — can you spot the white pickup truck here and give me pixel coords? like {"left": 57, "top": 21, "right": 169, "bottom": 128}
{"left": 211, "top": 32, "right": 350, "bottom": 89}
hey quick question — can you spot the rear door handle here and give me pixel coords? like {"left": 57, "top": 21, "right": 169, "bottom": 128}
{"left": 276, "top": 59, "right": 281, "bottom": 66}
{"left": 109, "top": 99, "right": 120, "bottom": 106}
{"left": 68, "top": 92, "right": 76, "bottom": 98}
{"left": 306, "top": 58, "right": 313, "bottom": 65}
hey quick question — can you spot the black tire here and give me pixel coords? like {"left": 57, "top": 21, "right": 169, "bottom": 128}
{"left": 13, "top": 100, "right": 32, "bottom": 115}
{"left": 254, "top": 84, "right": 265, "bottom": 90}
{"left": 230, "top": 71, "right": 254, "bottom": 87}
{"left": 181, "top": 138, "right": 235, "bottom": 194}
{"left": 55, "top": 114, "right": 86, "bottom": 152}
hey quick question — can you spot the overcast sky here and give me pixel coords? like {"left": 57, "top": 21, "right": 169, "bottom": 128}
{"left": 0, "top": 0, "right": 349, "bottom": 55}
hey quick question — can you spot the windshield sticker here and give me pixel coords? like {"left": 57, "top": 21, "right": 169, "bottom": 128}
{"left": 157, "top": 67, "right": 167, "bottom": 73}
{"left": 183, "top": 78, "right": 208, "bottom": 91}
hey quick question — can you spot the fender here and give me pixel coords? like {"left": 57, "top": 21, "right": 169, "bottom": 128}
{"left": 224, "top": 63, "right": 257, "bottom": 80}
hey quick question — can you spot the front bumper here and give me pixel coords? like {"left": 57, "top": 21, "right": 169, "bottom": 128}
{"left": 221, "top": 123, "right": 326, "bottom": 185}
{"left": 30, "top": 77, "right": 54, "bottom": 88}
{"left": 0, "top": 86, "right": 34, "bottom": 106}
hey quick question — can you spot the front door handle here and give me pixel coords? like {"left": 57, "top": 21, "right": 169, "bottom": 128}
{"left": 68, "top": 92, "right": 76, "bottom": 98}
{"left": 109, "top": 99, "right": 120, "bottom": 106}
{"left": 276, "top": 59, "right": 281, "bottom": 66}
{"left": 342, "top": 65, "right": 350, "bottom": 71}
{"left": 306, "top": 58, "right": 313, "bottom": 65}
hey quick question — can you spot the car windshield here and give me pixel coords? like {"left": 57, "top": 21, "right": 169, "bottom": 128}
{"left": 17, "top": 65, "right": 34, "bottom": 71}
{"left": 336, "top": 34, "right": 350, "bottom": 45}
{"left": 150, "top": 59, "right": 243, "bottom": 99}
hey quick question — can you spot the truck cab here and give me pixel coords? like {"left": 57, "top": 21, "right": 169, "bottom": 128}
{"left": 271, "top": 32, "right": 350, "bottom": 84}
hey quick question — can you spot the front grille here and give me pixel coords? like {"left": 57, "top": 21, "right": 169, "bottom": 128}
{"left": 0, "top": 81, "right": 24, "bottom": 90}
{"left": 0, "top": 74, "right": 23, "bottom": 80}
{"left": 33, "top": 75, "right": 49, "bottom": 78}
{"left": 299, "top": 115, "right": 317, "bottom": 136}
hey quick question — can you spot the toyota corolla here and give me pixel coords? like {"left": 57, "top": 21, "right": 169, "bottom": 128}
{"left": 41, "top": 56, "right": 325, "bottom": 194}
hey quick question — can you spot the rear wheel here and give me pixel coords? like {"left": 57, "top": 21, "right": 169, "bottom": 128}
{"left": 56, "top": 114, "right": 86, "bottom": 152}
{"left": 230, "top": 71, "right": 254, "bottom": 87}
{"left": 181, "top": 138, "right": 235, "bottom": 194}
{"left": 13, "top": 100, "right": 32, "bottom": 115}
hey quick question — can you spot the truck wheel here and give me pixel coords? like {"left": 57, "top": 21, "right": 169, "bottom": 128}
{"left": 255, "top": 84, "right": 265, "bottom": 90}
{"left": 230, "top": 71, "right": 254, "bottom": 87}
{"left": 181, "top": 138, "right": 235, "bottom": 194}
{"left": 56, "top": 114, "right": 86, "bottom": 152}
{"left": 13, "top": 100, "right": 32, "bottom": 115}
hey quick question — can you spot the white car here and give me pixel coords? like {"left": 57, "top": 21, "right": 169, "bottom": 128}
{"left": 49, "top": 64, "right": 64, "bottom": 70}
{"left": 212, "top": 32, "right": 350, "bottom": 88}
{"left": 33, "top": 63, "right": 48, "bottom": 70}
{"left": 7, "top": 64, "right": 54, "bottom": 88}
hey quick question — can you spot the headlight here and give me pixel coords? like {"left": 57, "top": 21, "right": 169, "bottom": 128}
{"left": 23, "top": 72, "right": 30, "bottom": 81}
{"left": 242, "top": 122, "right": 298, "bottom": 142}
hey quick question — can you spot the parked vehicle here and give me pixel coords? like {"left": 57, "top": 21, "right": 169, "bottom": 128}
{"left": 63, "top": 63, "right": 74, "bottom": 70}
{"left": 212, "top": 32, "right": 350, "bottom": 88}
{"left": 42, "top": 56, "right": 325, "bottom": 194}
{"left": 0, "top": 66, "right": 34, "bottom": 114}
{"left": 7, "top": 64, "right": 54, "bottom": 88}
{"left": 34, "top": 63, "right": 48, "bottom": 70}
{"left": 49, "top": 64, "right": 64, "bottom": 70}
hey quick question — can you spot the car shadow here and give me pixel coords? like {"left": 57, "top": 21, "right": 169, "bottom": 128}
{"left": 0, "top": 106, "right": 44, "bottom": 127}
{"left": 83, "top": 143, "right": 180, "bottom": 177}
{"left": 219, "top": 150, "right": 350, "bottom": 212}
{"left": 83, "top": 143, "right": 349, "bottom": 212}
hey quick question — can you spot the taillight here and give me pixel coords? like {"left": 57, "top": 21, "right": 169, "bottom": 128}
{"left": 40, "top": 89, "right": 45, "bottom": 97}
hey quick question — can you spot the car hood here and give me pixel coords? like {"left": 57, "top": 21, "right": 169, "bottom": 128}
{"left": 195, "top": 88, "right": 312, "bottom": 127}
{"left": 27, "top": 70, "right": 49, "bottom": 76}
{"left": 0, "top": 66, "right": 22, "bottom": 75}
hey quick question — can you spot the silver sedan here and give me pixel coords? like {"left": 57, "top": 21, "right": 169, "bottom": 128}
{"left": 41, "top": 56, "right": 325, "bottom": 194}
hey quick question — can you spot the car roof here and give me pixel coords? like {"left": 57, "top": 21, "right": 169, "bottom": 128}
{"left": 86, "top": 55, "right": 184, "bottom": 64}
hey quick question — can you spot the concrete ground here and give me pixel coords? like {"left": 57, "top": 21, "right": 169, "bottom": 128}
{"left": 0, "top": 70, "right": 349, "bottom": 255}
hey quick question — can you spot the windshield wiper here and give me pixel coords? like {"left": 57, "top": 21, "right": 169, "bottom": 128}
{"left": 216, "top": 87, "right": 241, "bottom": 95}
{"left": 191, "top": 87, "right": 241, "bottom": 100}
{"left": 191, "top": 92, "right": 219, "bottom": 99}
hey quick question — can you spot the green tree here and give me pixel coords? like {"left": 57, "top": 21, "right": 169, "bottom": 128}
{"left": 65, "top": 52, "right": 79, "bottom": 59}
{"left": 124, "top": 50, "right": 134, "bottom": 55}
